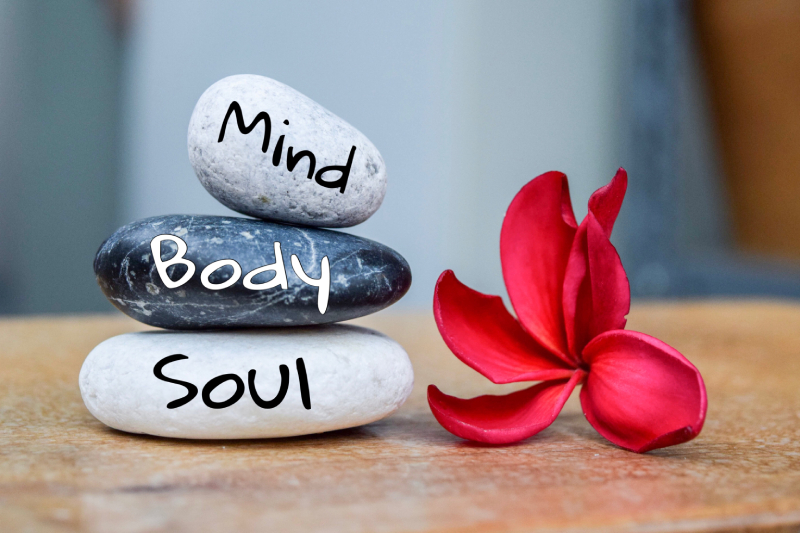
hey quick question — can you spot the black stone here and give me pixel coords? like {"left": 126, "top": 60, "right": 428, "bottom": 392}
{"left": 94, "top": 215, "right": 411, "bottom": 329}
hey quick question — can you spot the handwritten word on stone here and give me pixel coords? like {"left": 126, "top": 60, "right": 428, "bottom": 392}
{"left": 94, "top": 215, "right": 411, "bottom": 329}
{"left": 79, "top": 328, "right": 414, "bottom": 439}
{"left": 154, "top": 354, "right": 311, "bottom": 410}
{"left": 218, "top": 101, "right": 355, "bottom": 194}
{"left": 188, "top": 75, "right": 388, "bottom": 227}
{"left": 151, "top": 235, "right": 330, "bottom": 314}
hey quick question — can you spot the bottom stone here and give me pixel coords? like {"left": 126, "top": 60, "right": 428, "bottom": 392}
{"left": 79, "top": 325, "right": 414, "bottom": 439}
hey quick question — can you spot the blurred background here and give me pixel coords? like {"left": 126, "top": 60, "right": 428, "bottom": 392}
{"left": 1, "top": 0, "right": 800, "bottom": 315}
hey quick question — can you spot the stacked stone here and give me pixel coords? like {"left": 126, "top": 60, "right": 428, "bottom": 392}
{"left": 79, "top": 75, "right": 414, "bottom": 439}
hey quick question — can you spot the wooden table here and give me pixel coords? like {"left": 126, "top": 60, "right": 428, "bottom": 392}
{"left": 2, "top": 301, "right": 800, "bottom": 532}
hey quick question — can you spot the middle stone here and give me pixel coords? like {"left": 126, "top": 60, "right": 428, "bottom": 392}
{"left": 94, "top": 214, "right": 412, "bottom": 329}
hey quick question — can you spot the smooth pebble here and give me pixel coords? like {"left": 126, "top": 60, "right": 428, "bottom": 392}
{"left": 79, "top": 325, "right": 414, "bottom": 439}
{"left": 188, "top": 74, "right": 387, "bottom": 228}
{"left": 94, "top": 215, "right": 411, "bottom": 329}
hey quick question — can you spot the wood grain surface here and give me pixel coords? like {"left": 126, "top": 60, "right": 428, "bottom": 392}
{"left": 1, "top": 302, "right": 800, "bottom": 532}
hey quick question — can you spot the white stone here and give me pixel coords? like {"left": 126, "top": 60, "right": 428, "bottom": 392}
{"left": 188, "top": 74, "right": 387, "bottom": 228}
{"left": 79, "top": 325, "right": 413, "bottom": 439}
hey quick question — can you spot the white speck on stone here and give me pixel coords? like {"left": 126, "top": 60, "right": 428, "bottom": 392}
{"left": 145, "top": 283, "right": 160, "bottom": 295}
{"left": 79, "top": 326, "right": 414, "bottom": 439}
{"left": 141, "top": 253, "right": 150, "bottom": 262}
{"left": 240, "top": 231, "right": 254, "bottom": 240}
{"left": 210, "top": 237, "right": 224, "bottom": 244}
{"left": 187, "top": 74, "right": 387, "bottom": 228}
{"left": 176, "top": 290, "right": 186, "bottom": 298}
{"left": 133, "top": 307, "right": 152, "bottom": 317}
{"left": 172, "top": 227, "right": 188, "bottom": 237}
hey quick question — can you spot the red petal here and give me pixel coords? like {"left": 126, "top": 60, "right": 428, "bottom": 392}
{"left": 580, "top": 330, "right": 707, "bottom": 453}
{"left": 434, "top": 271, "right": 575, "bottom": 384}
{"left": 585, "top": 217, "right": 630, "bottom": 335}
{"left": 587, "top": 168, "right": 627, "bottom": 236}
{"left": 501, "top": 172, "right": 577, "bottom": 361}
{"left": 428, "top": 370, "right": 584, "bottom": 444}
{"left": 563, "top": 213, "right": 630, "bottom": 355}
{"left": 562, "top": 223, "right": 591, "bottom": 356}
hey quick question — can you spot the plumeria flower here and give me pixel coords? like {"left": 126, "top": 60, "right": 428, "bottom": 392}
{"left": 428, "top": 170, "right": 707, "bottom": 453}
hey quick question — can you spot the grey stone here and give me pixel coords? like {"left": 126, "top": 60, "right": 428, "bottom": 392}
{"left": 94, "top": 215, "right": 411, "bottom": 329}
{"left": 188, "top": 74, "right": 387, "bottom": 228}
{"left": 79, "top": 326, "right": 414, "bottom": 439}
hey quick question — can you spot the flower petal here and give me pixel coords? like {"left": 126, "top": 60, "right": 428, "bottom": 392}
{"left": 562, "top": 223, "right": 591, "bottom": 356}
{"left": 580, "top": 330, "right": 707, "bottom": 453}
{"left": 587, "top": 168, "right": 627, "bottom": 236}
{"left": 563, "top": 213, "right": 630, "bottom": 355}
{"left": 501, "top": 171, "right": 577, "bottom": 360}
{"left": 434, "top": 271, "right": 575, "bottom": 384}
{"left": 428, "top": 370, "right": 584, "bottom": 444}
{"left": 585, "top": 217, "right": 630, "bottom": 335}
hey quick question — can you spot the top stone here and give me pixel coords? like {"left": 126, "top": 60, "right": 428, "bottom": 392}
{"left": 188, "top": 75, "right": 388, "bottom": 228}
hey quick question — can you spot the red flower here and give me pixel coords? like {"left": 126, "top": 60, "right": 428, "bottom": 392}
{"left": 428, "top": 170, "right": 707, "bottom": 453}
